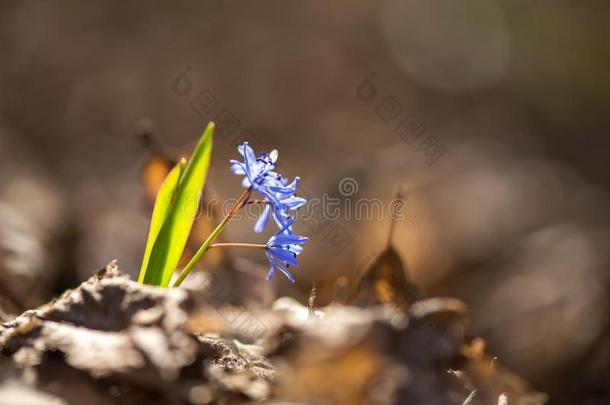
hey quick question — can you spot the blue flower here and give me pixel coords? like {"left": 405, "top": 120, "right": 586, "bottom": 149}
{"left": 254, "top": 176, "right": 307, "bottom": 233}
{"left": 265, "top": 221, "right": 308, "bottom": 282}
{"left": 230, "top": 142, "right": 278, "bottom": 198}
{"left": 231, "top": 142, "right": 307, "bottom": 234}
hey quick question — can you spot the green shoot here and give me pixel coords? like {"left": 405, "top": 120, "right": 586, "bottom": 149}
{"left": 139, "top": 122, "right": 214, "bottom": 287}
{"left": 138, "top": 158, "right": 185, "bottom": 283}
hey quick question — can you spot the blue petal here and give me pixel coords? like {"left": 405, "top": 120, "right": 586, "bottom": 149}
{"left": 271, "top": 209, "right": 292, "bottom": 230}
{"left": 269, "top": 247, "right": 299, "bottom": 266}
{"left": 242, "top": 143, "right": 257, "bottom": 177}
{"left": 287, "top": 177, "right": 300, "bottom": 190}
{"left": 272, "top": 233, "right": 309, "bottom": 245}
{"left": 241, "top": 144, "right": 252, "bottom": 179}
{"left": 268, "top": 185, "right": 294, "bottom": 195}
{"left": 265, "top": 265, "right": 276, "bottom": 280}
{"left": 281, "top": 196, "right": 307, "bottom": 209}
{"left": 265, "top": 252, "right": 295, "bottom": 282}
{"left": 268, "top": 177, "right": 299, "bottom": 196}
{"left": 270, "top": 257, "right": 295, "bottom": 283}
{"left": 276, "top": 266, "right": 295, "bottom": 283}
{"left": 254, "top": 204, "right": 271, "bottom": 233}
{"left": 230, "top": 161, "right": 246, "bottom": 175}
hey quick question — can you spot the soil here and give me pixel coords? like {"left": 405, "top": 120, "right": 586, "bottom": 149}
{"left": 0, "top": 262, "right": 547, "bottom": 404}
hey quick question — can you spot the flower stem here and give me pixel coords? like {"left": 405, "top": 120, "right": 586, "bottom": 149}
{"left": 173, "top": 187, "right": 252, "bottom": 287}
{"left": 208, "top": 243, "right": 266, "bottom": 250}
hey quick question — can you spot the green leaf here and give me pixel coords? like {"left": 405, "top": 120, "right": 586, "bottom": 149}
{"left": 141, "top": 122, "right": 215, "bottom": 287}
{"left": 138, "top": 158, "right": 185, "bottom": 283}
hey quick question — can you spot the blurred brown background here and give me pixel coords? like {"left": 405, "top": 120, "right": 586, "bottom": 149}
{"left": 0, "top": 1, "right": 608, "bottom": 404}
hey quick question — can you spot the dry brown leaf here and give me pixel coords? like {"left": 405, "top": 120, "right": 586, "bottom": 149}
{"left": 354, "top": 244, "right": 419, "bottom": 312}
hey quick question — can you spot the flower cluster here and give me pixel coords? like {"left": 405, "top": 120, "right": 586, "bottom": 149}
{"left": 230, "top": 142, "right": 308, "bottom": 282}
